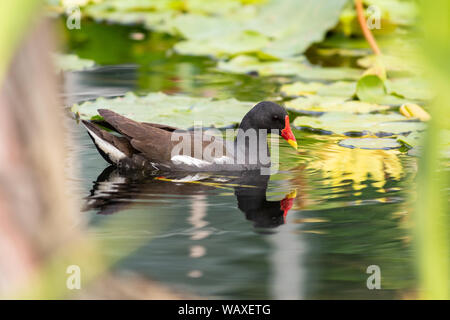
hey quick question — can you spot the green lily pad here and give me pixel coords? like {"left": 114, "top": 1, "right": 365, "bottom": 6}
{"left": 386, "top": 78, "right": 434, "bottom": 101}
{"left": 339, "top": 138, "right": 401, "bottom": 150}
{"left": 250, "top": 0, "right": 348, "bottom": 59}
{"left": 298, "top": 66, "right": 362, "bottom": 81}
{"left": 356, "top": 74, "right": 411, "bottom": 105}
{"left": 356, "top": 74, "right": 386, "bottom": 103}
{"left": 294, "top": 112, "right": 426, "bottom": 136}
{"left": 217, "top": 54, "right": 362, "bottom": 79}
{"left": 84, "top": 0, "right": 347, "bottom": 59}
{"left": 72, "top": 92, "right": 254, "bottom": 129}
{"left": 357, "top": 54, "right": 424, "bottom": 76}
{"left": 286, "top": 96, "right": 390, "bottom": 114}
{"left": 174, "top": 31, "right": 270, "bottom": 58}
{"left": 397, "top": 131, "right": 423, "bottom": 148}
{"left": 281, "top": 81, "right": 356, "bottom": 98}
{"left": 217, "top": 55, "right": 306, "bottom": 76}
{"left": 53, "top": 54, "right": 95, "bottom": 72}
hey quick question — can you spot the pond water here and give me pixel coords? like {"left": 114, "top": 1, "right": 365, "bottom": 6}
{"left": 63, "top": 21, "right": 418, "bottom": 299}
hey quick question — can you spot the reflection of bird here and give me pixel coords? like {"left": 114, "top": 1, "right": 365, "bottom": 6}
{"left": 81, "top": 101, "right": 297, "bottom": 172}
{"left": 85, "top": 167, "right": 296, "bottom": 228}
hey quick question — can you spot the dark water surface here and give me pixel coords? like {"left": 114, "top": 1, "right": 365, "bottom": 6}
{"left": 63, "top": 21, "right": 418, "bottom": 299}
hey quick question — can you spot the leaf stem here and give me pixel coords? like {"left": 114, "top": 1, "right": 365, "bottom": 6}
{"left": 355, "top": 0, "right": 381, "bottom": 55}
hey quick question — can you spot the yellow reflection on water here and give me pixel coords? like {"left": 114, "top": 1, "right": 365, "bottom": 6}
{"left": 306, "top": 143, "right": 404, "bottom": 192}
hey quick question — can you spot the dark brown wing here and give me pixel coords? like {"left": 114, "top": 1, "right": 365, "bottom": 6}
{"left": 97, "top": 109, "right": 175, "bottom": 163}
{"left": 97, "top": 109, "right": 230, "bottom": 166}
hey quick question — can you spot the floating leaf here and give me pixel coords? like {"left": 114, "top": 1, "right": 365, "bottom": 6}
{"left": 357, "top": 54, "right": 424, "bottom": 76}
{"left": 298, "top": 66, "right": 362, "bottom": 81}
{"left": 399, "top": 103, "right": 431, "bottom": 121}
{"left": 72, "top": 92, "right": 254, "bottom": 129}
{"left": 217, "top": 55, "right": 305, "bottom": 76}
{"left": 53, "top": 54, "right": 95, "bottom": 72}
{"left": 339, "top": 138, "right": 401, "bottom": 150}
{"left": 386, "top": 78, "right": 434, "bottom": 101}
{"left": 356, "top": 74, "right": 386, "bottom": 103}
{"left": 174, "top": 31, "right": 270, "bottom": 58}
{"left": 294, "top": 112, "right": 426, "bottom": 136}
{"left": 397, "top": 131, "right": 423, "bottom": 148}
{"left": 251, "top": 0, "right": 348, "bottom": 59}
{"left": 217, "top": 55, "right": 362, "bottom": 79}
{"left": 286, "top": 96, "right": 390, "bottom": 114}
{"left": 281, "top": 81, "right": 356, "bottom": 98}
{"left": 85, "top": 0, "right": 347, "bottom": 59}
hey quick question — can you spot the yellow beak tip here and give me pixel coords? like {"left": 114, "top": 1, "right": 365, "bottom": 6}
{"left": 286, "top": 189, "right": 297, "bottom": 199}
{"left": 288, "top": 139, "right": 298, "bottom": 150}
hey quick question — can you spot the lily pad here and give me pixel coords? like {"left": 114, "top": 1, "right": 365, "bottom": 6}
{"left": 72, "top": 92, "right": 254, "bottom": 129}
{"left": 356, "top": 74, "right": 386, "bottom": 103}
{"left": 294, "top": 112, "right": 426, "bottom": 136}
{"left": 217, "top": 54, "right": 362, "bottom": 79}
{"left": 357, "top": 54, "right": 424, "bottom": 76}
{"left": 286, "top": 96, "right": 390, "bottom": 114}
{"left": 84, "top": 0, "right": 347, "bottom": 59}
{"left": 356, "top": 74, "right": 412, "bottom": 105}
{"left": 386, "top": 78, "right": 434, "bottom": 101}
{"left": 174, "top": 31, "right": 270, "bottom": 58}
{"left": 281, "top": 81, "right": 356, "bottom": 98}
{"left": 249, "top": 0, "right": 348, "bottom": 59}
{"left": 397, "top": 131, "right": 423, "bottom": 148}
{"left": 298, "top": 66, "right": 362, "bottom": 81}
{"left": 53, "top": 54, "right": 95, "bottom": 72}
{"left": 339, "top": 138, "right": 401, "bottom": 150}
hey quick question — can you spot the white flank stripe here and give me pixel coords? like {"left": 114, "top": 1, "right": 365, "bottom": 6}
{"left": 171, "top": 155, "right": 211, "bottom": 168}
{"left": 171, "top": 155, "right": 234, "bottom": 168}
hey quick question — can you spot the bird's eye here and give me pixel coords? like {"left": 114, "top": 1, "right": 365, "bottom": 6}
{"left": 273, "top": 115, "right": 279, "bottom": 120}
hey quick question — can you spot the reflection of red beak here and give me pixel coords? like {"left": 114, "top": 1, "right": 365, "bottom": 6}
{"left": 280, "top": 189, "right": 296, "bottom": 223}
{"left": 281, "top": 115, "right": 298, "bottom": 149}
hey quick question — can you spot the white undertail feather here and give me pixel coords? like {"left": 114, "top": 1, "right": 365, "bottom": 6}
{"left": 170, "top": 155, "right": 233, "bottom": 167}
{"left": 84, "top": 124, "right": 126, "bottom": 164}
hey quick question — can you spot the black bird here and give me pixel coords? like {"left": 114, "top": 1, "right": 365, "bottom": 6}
{"left": 82, "top": 101, "right": 298, "bottom": 172}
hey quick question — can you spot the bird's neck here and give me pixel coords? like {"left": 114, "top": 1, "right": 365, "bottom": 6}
{"left": 234, "top": 118, "right": 270, "bottom": 165}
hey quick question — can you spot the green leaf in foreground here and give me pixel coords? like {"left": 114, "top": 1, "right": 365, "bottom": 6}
{"left": 53, "top": 54, "right": 95, "bottom": 72}
{"left": 293, "top": 112, "right": 426, "bottom": 136}
{"left": 72, "top": 92, "right": 254, "bottom": 129}
{"left": 339, "top": 138, "right": 401, "bottom": 150}
{"left": 286, "top": 96, "right": 390, "bottom": 114}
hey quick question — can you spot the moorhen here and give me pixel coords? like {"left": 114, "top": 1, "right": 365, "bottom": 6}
{"left": 82, "top": 101, "right": 297, "bottom": 172}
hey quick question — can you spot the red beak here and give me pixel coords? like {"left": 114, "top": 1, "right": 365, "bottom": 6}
{"left": 281, "top": 115, "right": 298, "bottom": 149}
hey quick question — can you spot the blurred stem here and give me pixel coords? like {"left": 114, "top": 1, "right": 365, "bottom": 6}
{"left": 0, "top": 0, "right": 40, "bottom": 84}
{"left": 415, "top": 98, "right": 449, "bottom": 299}
{"left": 354, "top": 0, "right": 381, "bottom": 55}
{"left": 416, "top": 0, "right": 450, "bottom": 300}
